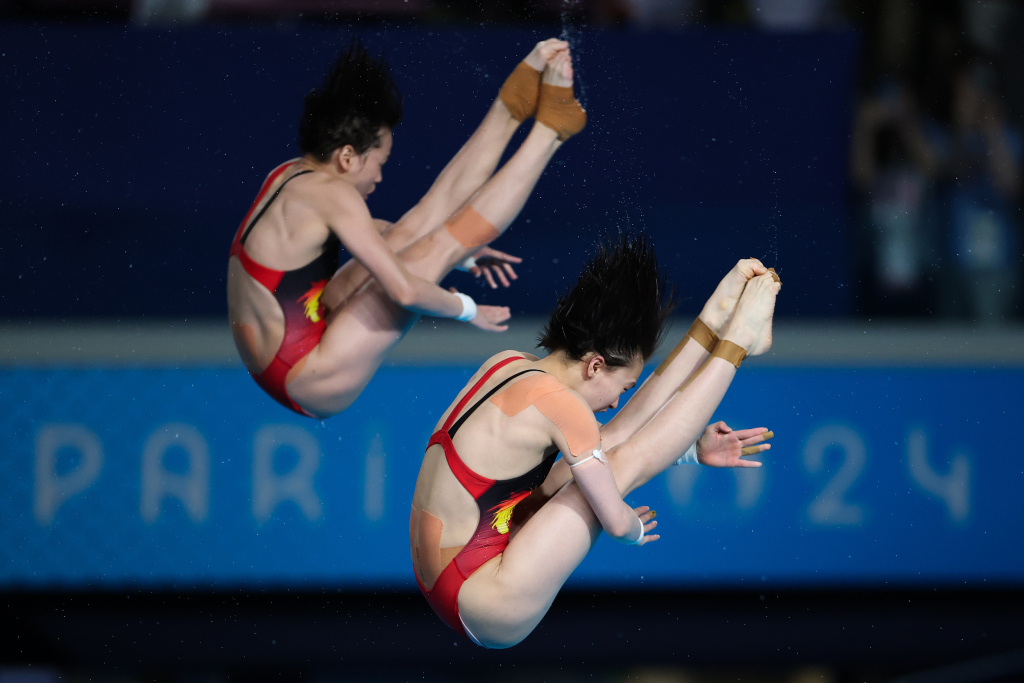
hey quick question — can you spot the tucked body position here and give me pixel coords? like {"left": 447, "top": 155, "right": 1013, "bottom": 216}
{"left": 410, "top": 236, "right": 780, "bottom": 648}
{"left": 228, "top": 39, "right": 586, "bottom": 417}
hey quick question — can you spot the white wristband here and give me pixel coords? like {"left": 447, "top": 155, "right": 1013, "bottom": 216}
{"left": 673, "top": 441, "right": 699, "bottom": 466}
{"left": 626, "top": 515, "right": 645, "bottom": 545}
{"left": 455, "top": 256, "right": 478, "bottom": 272}
{"left": 454, "top": 292, "right": 477, "bottom": 322}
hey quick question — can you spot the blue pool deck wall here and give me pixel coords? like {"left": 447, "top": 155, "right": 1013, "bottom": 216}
{"left": 3, "top": 319, "right": 1022, "bottom": 590}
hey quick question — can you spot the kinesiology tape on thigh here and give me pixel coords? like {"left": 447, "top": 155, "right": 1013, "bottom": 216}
{"left": 490, "top": 373, "right": 600, "bottom": 456}
{"left": 410, "top": 506, "right": 444, "bottom": 589}
{"left": 536, "top": 84, "right": 587, "bottom": 141}
{"left": 498, "top": 61, "right": 541, "bottom": 122}
{"left": 444, "top": 205, "right": 500, "bottom": 249}
{"left": 654, "top": 318, "right": 719, "bottom": 376}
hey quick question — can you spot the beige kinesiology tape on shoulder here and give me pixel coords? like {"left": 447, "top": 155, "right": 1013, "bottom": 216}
{"left": 490, "top": 374, "right": 600, "bottom": 457}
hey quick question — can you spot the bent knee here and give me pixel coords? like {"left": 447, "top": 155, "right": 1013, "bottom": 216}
{"left": 477, "top": 634, "right": 527, "bottom": 650}
{"left": 606, "top": 445, "right": 648, "bottom": 496}
{"left": 283, "top": 351, "right": 364, "bottom": 418}
{"left": 460, "top": 604, "right": 539, "bottom": 650}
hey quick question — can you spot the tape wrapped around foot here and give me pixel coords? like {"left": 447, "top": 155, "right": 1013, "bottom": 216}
{"left": 498, "top": 61, "right": 541, "bottom": 122}
{"left": 712, "top": 340, "right": 747, "bottom": 368}
{"left": 536, "top": 84, "right": 586, "bottom": 141}
{"left": 687, "top": 318, "right": 720, "bottom": 353}
{"left": 655, "top": 318, "right": 719, "bottom": 376}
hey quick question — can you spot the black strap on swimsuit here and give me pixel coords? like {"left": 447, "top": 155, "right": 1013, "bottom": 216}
{"left": 239, "top": 170, "right": 314, "bottom": 245}
{"left": 448, "top": 369, "right": 544, "bottom": 439}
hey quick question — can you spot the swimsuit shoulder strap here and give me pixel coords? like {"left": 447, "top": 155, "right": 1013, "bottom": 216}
{"left": 439, "top": 356, "right": 525, "bottom": 435}
{"left": 239, "top": 169, "right": 314, "bottom": 245}
{"left": 448, "top": 368, "right": 544, "bottom": 439}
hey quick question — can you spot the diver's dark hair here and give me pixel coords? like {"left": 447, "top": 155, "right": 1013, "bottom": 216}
{"left": 538, "top": 233, "right": 677, "bottom": 366}
{"left": 298, "top": 40, "right": 403, "bottom": 161}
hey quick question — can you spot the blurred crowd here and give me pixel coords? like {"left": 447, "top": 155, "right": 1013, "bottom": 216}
{"left": 0, "top": 0, "right": 853, "bottom": 26}
{"left": 0, "top": 0, "right": 861, "bottom": 31}
{"left": 849, "top": 0, "right": 1023, "bottom": 324}
{"left": 3, "top": 0, "right": 1022, "bottom": 324}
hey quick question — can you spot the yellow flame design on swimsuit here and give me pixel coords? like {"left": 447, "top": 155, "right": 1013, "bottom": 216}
{"left": 298, "top": 280, "right": 328, "bottom": 323}
{"left": 489, "top": 490, "right": 532, "bottom": 535}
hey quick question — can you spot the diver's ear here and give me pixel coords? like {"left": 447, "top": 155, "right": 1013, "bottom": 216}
{"left": 334, "top": 145, "right": 359, "bottom": 173}
{"left": 585, "top": 354, "right": 606, "bottom": 379}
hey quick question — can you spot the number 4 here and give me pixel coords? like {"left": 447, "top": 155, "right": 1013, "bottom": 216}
{"left": 907, "top": 428, "right": 970, "bottom": 523}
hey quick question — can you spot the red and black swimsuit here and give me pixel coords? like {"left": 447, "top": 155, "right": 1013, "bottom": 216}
{"left": 229, "top": 162, "right": 341, "bottom": 417}
{"left": 416, "top": 356, "right": 558, "bottom": 640}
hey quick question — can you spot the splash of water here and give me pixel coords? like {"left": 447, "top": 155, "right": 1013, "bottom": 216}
{"left": 764, "top": 168, "right": 780, "bottom": 267}
{"left": 559, "top": 0, "right": 588, "bottom": 110}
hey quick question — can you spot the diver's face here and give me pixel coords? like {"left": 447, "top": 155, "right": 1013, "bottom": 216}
{"left": 344, "top": 128, "right": 392, "bottom": 199}
{"left": 581, "top": 356, "right": 643, "bottom": 413}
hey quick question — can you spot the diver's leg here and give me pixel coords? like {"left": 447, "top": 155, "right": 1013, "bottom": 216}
{"left": 601, "top": 258, "right": 768, "bottom": 449}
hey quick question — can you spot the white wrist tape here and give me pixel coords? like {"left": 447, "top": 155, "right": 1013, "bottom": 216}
{"left": 454, "top": 292, "right": 477, "bottom": 322}
{"left": 568, "top": 448, "right": 607, "bottom": 468}
{"left": 626, "top": 515, "right": 645, "bottom": 545}
{"left": 673, "top": 441, "right": 699, "bottom": 466}
{"left": 455, "top": 256, "right": 478, "bottom": 272}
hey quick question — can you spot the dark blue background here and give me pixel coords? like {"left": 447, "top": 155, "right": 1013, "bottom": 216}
{"left": 0, "top": 23, "right": 858, "bottom": 318}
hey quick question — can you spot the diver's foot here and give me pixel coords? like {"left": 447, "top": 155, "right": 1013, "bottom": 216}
{"left": 536, "top": 51, "right": 586, "bottom": 141}
{"left": 698, "top": 257, "right": 768, "bottom": 335}
{"left": 500, "top": 40, "right": 570, "bottom": 122}
{"left": 524, "top": 38, "right": 569, "bottom": 72}
{"left": 721, "top": 272, "right": 781, "bottom": 358}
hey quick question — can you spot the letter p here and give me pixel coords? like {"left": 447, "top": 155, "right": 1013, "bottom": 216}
{"left": 34, "top": 424, "right": 104, "bottom": 525}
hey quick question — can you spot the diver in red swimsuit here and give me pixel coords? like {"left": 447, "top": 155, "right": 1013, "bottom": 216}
{"left": 410, "top": 237, "right": 780, "bottom": 648}
{"left": 229, "top": 166, "right": 328, "bottom": 416}
{"left": 227, "top": 40, "right": 586, "bottom": 418}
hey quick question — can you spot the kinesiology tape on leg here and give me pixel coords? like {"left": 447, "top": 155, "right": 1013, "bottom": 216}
{"left": 444, "top": 205, "right": 500, "bottom": 249}
{"left": 498, "top": 61, "right": 541, "bottom": 122}
{"left": 674, "top": 339, "right": 747, "bottom": 395}
{"left": 536, "top": 83, "right": 587, "bottom": 141}
{"left": 653, "top": 340, "right": 686, "bottom": 377}
{"left": 687, "top": 318, "right": 720, "bottom": 352}
{"left": 654, "top": 318, "right": 718, "bottom": 377}
{"left": 712, "top": 340, "right": 747, "bottom": 368}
